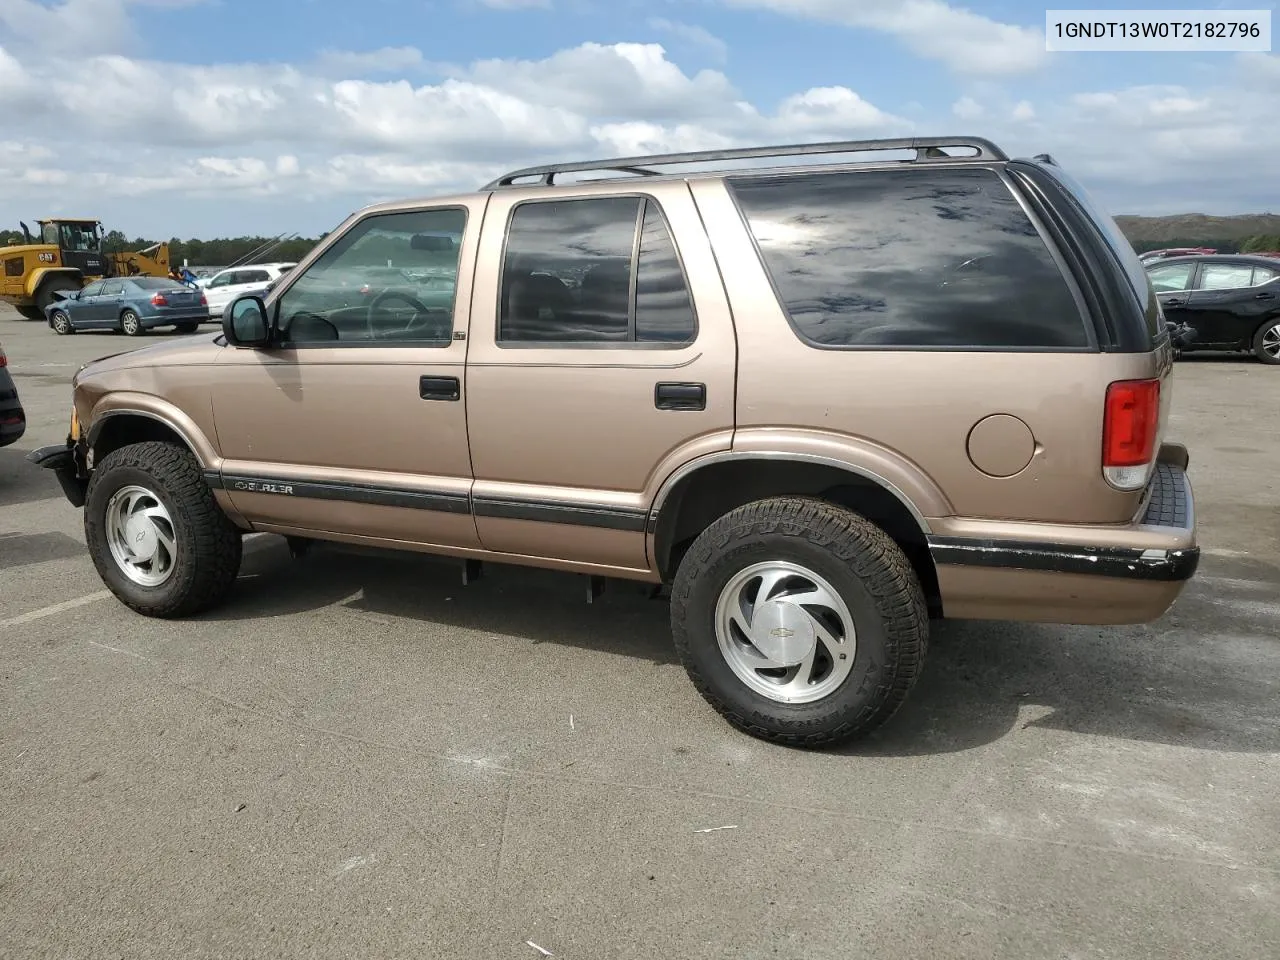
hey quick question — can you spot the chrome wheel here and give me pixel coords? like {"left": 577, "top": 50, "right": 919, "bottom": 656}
{"left": 51, "top": 311, "right": 71, "bottom": 334}
{"left": 714, "top": 560, "right": 857, "bottom": 704}
{"left": 104, "top": 484, "right": 178, "bottom": 587}
{"left": 1262, "top": 322, "right": 1280, "bottom": 360}
{"left": 121, "top": 311, "right": 141, "bottom": 336}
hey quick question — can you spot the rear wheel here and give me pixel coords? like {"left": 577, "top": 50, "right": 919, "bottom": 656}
{"left": 50, "top": 310, "right": 73, "bottom": 335}
{"left": 120, "top": 309, "right": 142, "bottom": 336}
{"left": 1253, "top": 320, "right": 1280, "bottom": 365}
{"left": 14, "top": 305, "right": 43, "bottom": 321}
{"left": 84, "top": 441, "right": 242, "bottom": 617}
{"left": 174, "top": 322, "right": 199, "bottom": 334}
{"left": 670, "top": 497, "right": 928, "bottom": 747}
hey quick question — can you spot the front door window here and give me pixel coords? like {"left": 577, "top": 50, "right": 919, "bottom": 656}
{"left": 275, "top": 207, "right": 467, "bottom": 345}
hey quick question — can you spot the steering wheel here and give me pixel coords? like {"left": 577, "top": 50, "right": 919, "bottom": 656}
{"left": 366, "top": 290, "right": 436, "bottom": 340}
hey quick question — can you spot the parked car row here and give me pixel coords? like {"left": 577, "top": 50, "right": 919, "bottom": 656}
{"left": 44, "top": 277, "right": 212, "bottom": 336}
{"left": 1146, "top": 253, "right": 1280, "bottom": 364}
{"left": 197, "top": 262, "right": 295, "bottom": 317}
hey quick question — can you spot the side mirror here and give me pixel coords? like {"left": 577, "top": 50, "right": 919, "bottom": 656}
{"left": 223, "top": 295, "right": 271, "bottom": 347}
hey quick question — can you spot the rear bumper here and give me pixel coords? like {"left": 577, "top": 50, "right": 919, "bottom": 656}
{"left": 0, "top": 374, "right": 25, "bottom": 447}
{"left": 929, "top": 444, "right": 1198, "bottom": 625}
{"left": 26, "top": 441, "right": 87, "bottom": 507}
{"left": 143, "top": 310, "right": 212, "bottom": 328}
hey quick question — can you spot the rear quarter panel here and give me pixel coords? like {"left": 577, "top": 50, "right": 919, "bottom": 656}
{"left": 690, "top": 176, "right": 1169, "bottom": 526}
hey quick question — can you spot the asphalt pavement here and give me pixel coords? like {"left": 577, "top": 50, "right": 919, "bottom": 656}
{"left": 1, "top": 308, "right": 1278, "bottom": 959}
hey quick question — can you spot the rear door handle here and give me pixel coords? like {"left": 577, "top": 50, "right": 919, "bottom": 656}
{"left": 655, "top": 381, "right": 706, "bottom": 411}
{"left": 1163, "top": 297, "right": 1185, "bottom": 306}
{"left": 1255, "top": 292, "right": 1275, "bottom": 300}
{"left": 419, "top": 375, "right": 460, "bottom": 401}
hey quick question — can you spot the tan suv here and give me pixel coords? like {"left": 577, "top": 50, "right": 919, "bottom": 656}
{"left": 30, "top": 136, "right": 1199, "bottom": 747}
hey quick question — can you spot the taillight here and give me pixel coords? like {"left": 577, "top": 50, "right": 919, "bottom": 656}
{"left": 199, "top": 292, "right": 208, "bottom": 305}
{"left": 151, "top": 292, "right": 168, "bottom": 306}
{"left": 0, "top": 349, "right": 7, "bottom": 367}
{"left": 1102, "top": 378, "right": 1160, "bottom": 490}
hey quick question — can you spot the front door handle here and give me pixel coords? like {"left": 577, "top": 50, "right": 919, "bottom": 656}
{"left": 1163, "top": 297, "right": 1185, "bottom": 306}
{"left": 655, "top": 381, "right": 706, "bottom": 411}
{"left": 1255, "top": 292, "right": 1275, "bottom": 300}
{"left": 420, "top": 376, "right": 460, "bottom": 401}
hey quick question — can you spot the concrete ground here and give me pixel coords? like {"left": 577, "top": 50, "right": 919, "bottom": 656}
{"left": 1, "top": 308, "right": 1277, "bottom": 960}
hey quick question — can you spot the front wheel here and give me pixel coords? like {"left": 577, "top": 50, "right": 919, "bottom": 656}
{"left": 120, "top": 310, "right": 143, "bottom": 336}
{"left": 84, "top": 441, "right": 243, "bottom": 617}
{"left": 670, "top": 497, "right": 928, "bottom": 747}
{"left": 50, "top": 310, "right": 74, "bottom": 335}
{"left": 1254, "top": 320, "right": 1280, "bottom": 365}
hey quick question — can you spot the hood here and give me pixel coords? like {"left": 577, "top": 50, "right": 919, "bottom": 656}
{"left": 74, "top": 332, "right": 224, "bottom": 384}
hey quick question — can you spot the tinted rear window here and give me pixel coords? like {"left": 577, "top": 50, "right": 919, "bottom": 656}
{"left": 728, "top": 167, "right": 1088, "bottom": 349}
{"left": 129, "top": 277, "right": 183, "bottom": 290}
{"left": 1036, "top": 164, "right": 1160, "bottom": 341}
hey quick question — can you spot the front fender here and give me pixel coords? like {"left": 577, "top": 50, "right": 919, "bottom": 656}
{"left": 84, "top": 392, "right": 222, "bottom": 469}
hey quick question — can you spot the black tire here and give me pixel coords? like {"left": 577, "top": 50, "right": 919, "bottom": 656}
{"left": 1253, "top": 319, "right": 1280, "bottom": 365}
{"left": 120, "top": 309, "right": 143, "bottom": 336}
{"left": 50, "top": 309, "right": 74, "bottom": 335}
{"left": 84, "top": 441, "right": 242, "bottom": 618}
{"left": 14, "top": 305, "right": 43, "bottom": 321}
{"left": 34, "top": 280, "right": 80, "bottom": 312}
{"left": 174, "top": 322, "right": 199, "bottom": 334}
{"left": 670, "top": 497, "right": 928, "bottom": 747}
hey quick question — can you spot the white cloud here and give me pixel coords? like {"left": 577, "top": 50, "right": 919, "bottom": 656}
{"left": 1, "top": 0, "right": 1274, "bottom": 237}
{"left": 649, "top": 18, "right": 729, "bottom": 64}
{"left": 314, "top": 47, "right": 429, "bottom": 76}
{"left": 721, "top": 0, "right": 1046, "bottom": 74}
{"left": 0, "top": 31, "right": 910, "bottom": 233}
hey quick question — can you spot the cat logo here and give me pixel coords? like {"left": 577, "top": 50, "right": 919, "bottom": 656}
{"left": 37, "top": 252, "right": 56, "bottom": 263}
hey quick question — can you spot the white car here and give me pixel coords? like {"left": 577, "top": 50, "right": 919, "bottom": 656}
{"left": 200, "top": 262, "right": 296, "bottom": 316}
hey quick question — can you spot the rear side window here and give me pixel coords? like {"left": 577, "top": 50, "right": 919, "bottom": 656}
{"left": 1200, "top": 263, "right": 1255, "bottom": 290}
{"left": 498, "top": 196, "right": 696, "bottom": 346}
{"left": 728, "top": 167, "right": 1088, "bottom": 349}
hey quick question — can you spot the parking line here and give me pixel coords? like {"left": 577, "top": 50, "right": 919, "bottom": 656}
{"left": 0, "top": 591, "right": 110, "bottom": 628}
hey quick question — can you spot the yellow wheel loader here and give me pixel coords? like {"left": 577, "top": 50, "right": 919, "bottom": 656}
{"left": 0, "top": 219, "right": 171, "bottom": 320}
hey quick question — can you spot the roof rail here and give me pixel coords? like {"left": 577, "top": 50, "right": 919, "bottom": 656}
{"left": 482, "top": 136, "right": 1008, "bottom": 190}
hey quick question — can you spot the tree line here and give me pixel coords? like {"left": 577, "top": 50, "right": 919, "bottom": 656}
{"left": 1131, "top": 236, "right": 1280, "bottom": 254}
{"left": 4, "top": 224, "right": 1278, "bottom": 265}
{"left": 0, "top": 227, "right": 320, "bottom": 267}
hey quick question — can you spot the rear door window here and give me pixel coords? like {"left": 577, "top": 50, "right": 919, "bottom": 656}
{"left": 727, "top": 167, "right": 1088, "bottom": 349}
{"left": 1199, "top": 263, "right": 1255, "bottom": 290}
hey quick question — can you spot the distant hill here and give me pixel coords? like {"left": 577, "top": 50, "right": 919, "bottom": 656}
{"left": 1115, "top": 213, "right": 1280, "bottom": 253}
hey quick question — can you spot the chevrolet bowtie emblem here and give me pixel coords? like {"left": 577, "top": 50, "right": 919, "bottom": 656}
{"left": 770, "top": 627, "right": 796, "bottom": 639}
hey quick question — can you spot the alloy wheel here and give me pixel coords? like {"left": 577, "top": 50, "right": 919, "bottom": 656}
{"left": 713, "top": 560, "right": 857, "bottom": 704}
{"left": 104, "top": 484, "right": 178, "bottom": 587}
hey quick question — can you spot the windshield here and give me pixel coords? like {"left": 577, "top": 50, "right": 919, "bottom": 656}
{"left": 57, "top": 222, "right": 102, "bottom": 253}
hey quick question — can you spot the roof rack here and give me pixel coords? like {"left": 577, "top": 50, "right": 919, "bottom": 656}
{"left": 482, "top": 136, "right": 1008, "bottom": 190}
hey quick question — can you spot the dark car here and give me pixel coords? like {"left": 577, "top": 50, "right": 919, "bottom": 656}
{"left": 44, "top": 277, "right": 211, "bottom": 337}
{"left": 0, "top": 339, "right": 25, "bottom": 447}
{"left": 1147, "top": 254, "right": 1280, "bottom": 364}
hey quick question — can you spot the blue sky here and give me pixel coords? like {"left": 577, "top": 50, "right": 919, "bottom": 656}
{"left": 0, "top": 0, "right": 1276, "bottom": 238}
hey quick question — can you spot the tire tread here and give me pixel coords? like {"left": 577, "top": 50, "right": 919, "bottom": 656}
{"left": 85, "top": 440, "right": 241, "bottom": 618}
{"left": 670, "top": 496, "right": 928, "bottom": 747}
